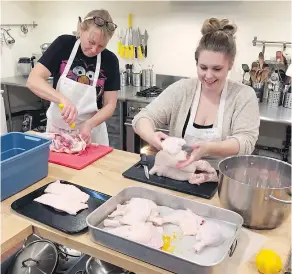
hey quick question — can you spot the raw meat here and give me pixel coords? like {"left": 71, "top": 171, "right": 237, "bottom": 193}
{"left": 37, "top": 132, "right": 87, "bottom": 154}
{"left": 193, "top": 222, "right": 225, "bottom": 253}
{"left": 106, "top": 198, "right": 158, "bottom": 226}
{"left": 149, "top": 137, "right": 218, "bottom": 184}
{"left": 105, "top": 222, "right": 163, "bottom": 249}
{"left": 34, "top": 193, "right": 88, "bottom": 215}
{"left": 153, "top": 209, "right": 205, "bottom": 236}
{"left": 161, "top": 137, "right": 186, "bottom": 155}
{"left": 44, "top": 180, "right": 90, "bottom": 203}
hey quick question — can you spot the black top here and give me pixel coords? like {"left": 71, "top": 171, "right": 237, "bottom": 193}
{"left": 182, "top": 110, "right": 213, "bottom": 137}
{"left": 38, "top": 35, "right": 120, "bottom": 108}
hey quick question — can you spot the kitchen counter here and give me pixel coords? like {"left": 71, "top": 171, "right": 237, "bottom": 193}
{"left": 1, "top": 144, "right": 291, "bottom": 273}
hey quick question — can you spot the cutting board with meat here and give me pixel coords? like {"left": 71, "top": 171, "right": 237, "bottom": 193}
{"left": 11, "top": 180, "right": 111, "bottom": 234}
{"left": 49, "top": 144, "right": 113, "bottom": 170}
{"left": 122, "top": 155, "right": 218, "bottom": 199}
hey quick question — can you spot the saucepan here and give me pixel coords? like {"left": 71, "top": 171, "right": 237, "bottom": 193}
{"left": 218, "top": 155, "right": 291, "bottom": 229}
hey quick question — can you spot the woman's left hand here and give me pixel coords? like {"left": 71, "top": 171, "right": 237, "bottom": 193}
{"left": 176, "top": 143, "right": 209, "bottom": 168}
{"left": 79, "top": 122, "right": 93, "bottom": 144}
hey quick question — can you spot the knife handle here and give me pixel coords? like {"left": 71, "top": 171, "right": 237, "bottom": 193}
{"left": 140, "top": 44, "right": 144, "bottom": 54}
{"left": 120, "top": 45, "right": 125, "bottom": 58}
{"left": 134, "top": 47, "right": 138, "bottom": 58}
{"left": 138, "top": 46, "right": 143, "bottom": 59}
{"left": 125, "top": 47, "right": 129, "bottom": 59}
{"left": 117, "top": 41, "right": 121, "bottom": 55}
{"left": 140, "top": 153, "right": 148, "bottom": 166}
{"left": 144, "top": 45, "right": 147, "bottom": 58}
{"left": 129, "top": 45, "right": 134, "bottom": 59}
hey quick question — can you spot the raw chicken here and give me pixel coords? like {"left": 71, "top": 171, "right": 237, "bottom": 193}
{"left": 149, "top": 137, "right": 218, "bottom": 184}
{"left": 153, "top": 209, "right": 205, "bottom": 236}
{"left": 44, "top": 180, "right": 89, "bottom": 203}
{"left": 105, "top": 222, "right": 163, "bottom": 249}
{"left": 193, "top": 222, "right": 225, "bottom": 253}
{"left": 161, "top": 137, "right": 186, "bottom": 155}
{"left": 104, "top": 207, "right": 160, "bottom": 228}
{"left": 38, "top": 132, "right": 87, "bottom": 154}
{"left": 106, "top": 198, "right": 158, "bottom": 226}
{"left": 34, "top": 193, "right": 88, "bottom": 215}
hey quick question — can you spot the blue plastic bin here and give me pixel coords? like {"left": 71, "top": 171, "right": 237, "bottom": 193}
{"left": 1, "top": 132, "right": 51, "bottom": 201}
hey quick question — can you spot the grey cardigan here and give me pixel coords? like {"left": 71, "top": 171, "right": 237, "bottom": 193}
{"left": 132, "top": 78, "right": 260, "bottom": 162}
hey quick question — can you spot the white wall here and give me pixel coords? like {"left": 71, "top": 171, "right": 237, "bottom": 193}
{"left": 0, "top": 1, "right": 39, "bottom": 78}
{"left": 1, "top": 1, "right": 292, "bottom": 80}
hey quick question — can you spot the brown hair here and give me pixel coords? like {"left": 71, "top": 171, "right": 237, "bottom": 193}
{"left": 77, "top": 9, "right": 115, "bottom": 40}
{"left": 195, "top": 18, "right": 237, "bottom": 64}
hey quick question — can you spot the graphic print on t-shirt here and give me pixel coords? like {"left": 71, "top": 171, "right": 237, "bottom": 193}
{"left": 60, "top": 58, "right": 107, "bottom": 95}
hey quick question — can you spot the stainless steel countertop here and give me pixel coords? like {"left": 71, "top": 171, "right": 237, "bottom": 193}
{"left": 1, "top": 76, "right": 291, "bottom": 125}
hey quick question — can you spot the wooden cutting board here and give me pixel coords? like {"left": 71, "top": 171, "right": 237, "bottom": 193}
{"left": 49, "top": 144, "right": 113, "bottom": 170}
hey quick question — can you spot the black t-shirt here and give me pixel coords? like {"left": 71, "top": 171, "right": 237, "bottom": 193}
{"left": 38, "top": 34, "right": 120, "bottom": 108}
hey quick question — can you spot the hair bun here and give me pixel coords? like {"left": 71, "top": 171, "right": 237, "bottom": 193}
{"left": 201, "top": 18, "right": 237, "bottom": 37}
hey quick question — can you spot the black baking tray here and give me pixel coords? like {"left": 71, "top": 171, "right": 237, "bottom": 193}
{"left": 122, "top": 155, "right": 218, "bottom": 199}
{"left": 11, "top": 180, "right": 111, "bottom": 234}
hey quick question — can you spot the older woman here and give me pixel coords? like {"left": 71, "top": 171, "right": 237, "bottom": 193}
{"left": 132, "top": 18, "right": 260, "bottom": 169}
{"left": 27, "top": 9, "right": 120, "bottom": 145}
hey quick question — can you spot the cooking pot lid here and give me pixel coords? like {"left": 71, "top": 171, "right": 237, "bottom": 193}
{"left": 8, "top": 240, "right": 58, "bottom": 274}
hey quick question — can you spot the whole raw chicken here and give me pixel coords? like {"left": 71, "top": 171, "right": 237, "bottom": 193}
{"left": 149, "top": 137, "right": 218, "bottom": 184}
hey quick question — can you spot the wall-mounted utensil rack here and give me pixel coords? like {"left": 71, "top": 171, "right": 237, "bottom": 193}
{"left": 252, "top": 36, "right": 291, "bottom": 54}
{"left": 0, "top": 21, "right": 38, "bottom": 34}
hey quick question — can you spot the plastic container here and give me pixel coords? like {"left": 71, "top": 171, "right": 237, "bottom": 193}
{"left": 1, "top": 132, "right": 51, "bottom": 201}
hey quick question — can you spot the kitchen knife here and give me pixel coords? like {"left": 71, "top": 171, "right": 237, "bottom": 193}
{"left": 137, "top": 28, "right": 144, "bottom": 59}
{"left": 140, "top": 153, "right": 150, "bottom": 179}
{"left": 181, "top": 144, "right": 193, "bottom": 156}
{"left": 143, "top": 30, "right": 148, "bottom": 58}
{"left": 132, "top": 29, "right": 138, "bottom": 59}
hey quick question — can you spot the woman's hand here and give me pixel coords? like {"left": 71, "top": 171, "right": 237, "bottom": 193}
{"left": 60, "top": 97, "right": 78, "bottom": 125}
{"left": 176, "top": 143, "right": 209, "bottom": 168}
{"left": 148, "top": 131, "right": 169, "bottom": 150}
{"left": 79, "top": 122, "right": 93, "bottom": 144}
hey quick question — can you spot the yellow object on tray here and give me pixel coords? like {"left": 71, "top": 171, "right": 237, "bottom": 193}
{"left": 58, "top": 104, "right": 76, "bottom": 129}
{"left": 256, "top": 249, "right": 283, "bottom": 274}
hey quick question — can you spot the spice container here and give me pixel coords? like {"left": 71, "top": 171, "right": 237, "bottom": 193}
{"left": 132, "top": 72, "right": 141, "bottom": 87}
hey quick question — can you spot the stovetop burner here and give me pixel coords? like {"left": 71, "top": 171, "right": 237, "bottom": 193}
{"left": 136, "top": 86, "right": 163, "bottom": 97}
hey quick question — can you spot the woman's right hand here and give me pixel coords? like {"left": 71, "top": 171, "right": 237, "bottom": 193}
{"left": 59, "top": 98, "right": 78, "bottom": 125}
{"left": 148, "top": 131, "right": 169, "bottom": 150}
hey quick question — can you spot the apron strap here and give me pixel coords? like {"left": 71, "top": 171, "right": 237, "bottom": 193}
{"left": 62, "top": 39, "right": 81, "bottom": 76}
{"left": 92, "top": 54, "right": 101, "bottom": 87}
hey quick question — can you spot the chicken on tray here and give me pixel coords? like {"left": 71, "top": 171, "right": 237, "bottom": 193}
{"left": 149, "top": 137, "right": 218, "bottom": 184}
{"left": 101, "top": 198, "right": 225, "bottom": 253}
{"left": 34, "top": 180, "right": 89, "bottom": 215}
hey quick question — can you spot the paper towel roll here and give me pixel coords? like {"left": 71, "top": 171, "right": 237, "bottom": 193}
{"left": 0, "top": 90, "right": 7, "bottom": 134}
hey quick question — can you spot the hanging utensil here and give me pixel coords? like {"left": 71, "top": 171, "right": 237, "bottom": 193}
{"left": 258, "top": 52, "right": 264, "bottom": 69}
{"left": 132, "top": 29, "right": 138, "bottom": 59}
{"left": 137, "top": 28, "right": 144, "bottom": 59}
{"left": 120, "top": 29, "right": 127, "bottom": 58}
{"left": 117, "top": 28, "right": 123, "bottom": 56}
{"left": 143, "top": 29, "right": 148, "bottom": 58}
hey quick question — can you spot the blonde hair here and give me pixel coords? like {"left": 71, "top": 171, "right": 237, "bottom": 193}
{"left": 77, "top": 9, "right": 115, "bottom": 40}
{"left": 195, "top": 18, "right": 237, "bottom": 64}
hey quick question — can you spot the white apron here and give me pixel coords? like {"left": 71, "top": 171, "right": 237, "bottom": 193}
{"left": 46, "top": 39, "right": 109, "bottom": 145}
{"left": 184, "top": 80, "right": 228, "bottom": 168}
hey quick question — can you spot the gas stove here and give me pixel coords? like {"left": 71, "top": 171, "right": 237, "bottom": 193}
{"left": 136, "top": 86, "right": 163, "bottom": 97}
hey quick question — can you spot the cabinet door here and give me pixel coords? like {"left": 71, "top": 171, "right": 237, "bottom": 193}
{"left": 108, "top": 133, "right": 122, "bottom": 149}
{"left": 106, "top": 115, "right": 121, "bottom": 134}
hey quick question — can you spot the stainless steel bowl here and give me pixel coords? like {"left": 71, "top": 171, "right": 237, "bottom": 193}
{"left": 218, "top": 155, "right": 291, "bottom": 229}
{"left": 85, "top": 257, "right": 125, "bottom": 274}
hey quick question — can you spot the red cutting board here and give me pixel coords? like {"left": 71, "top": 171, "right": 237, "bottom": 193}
{"left": 48, "top": 144, "right": 113, "bottom": 170}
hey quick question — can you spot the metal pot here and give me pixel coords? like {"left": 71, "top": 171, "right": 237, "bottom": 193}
{"left": 8, "top": 240, "right": 58, "bottom": 274}
{"left": 85, "top": 257, "right": 125, "bottom": 274}
{"left": 55, "top": 243, "right": 82, "bottom": 273}
{"left": 218, "top": 155, "right": 291, "bottom": 229}
{"left": 40, "top": 43, "right": 51, "bottom": 54}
